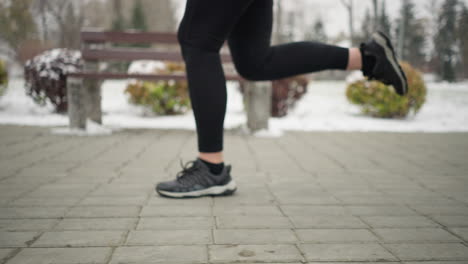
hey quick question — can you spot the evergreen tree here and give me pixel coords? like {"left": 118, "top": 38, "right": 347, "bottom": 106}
{"left": 434, "top": 0, "right": 459, "bottom": 81}
{"left": 111, "top": 0, "right": 125, "bottom": 31}
{"left": 396, "top": 0, "right": 426, "bottom": 68}
{"left": 312, "top": 18, "right": 328, "bottom": 43}
{"left": 458, "top": 3, "right": 468, "bottom": 78}
{"left": 378, "top": 0, "right": 392, "bottom": 38}
{"left": 131, "top": 0, "right": 148, "bottom": 32}
{"left": 0, "top": 0, "right": 37, "bottom": 58}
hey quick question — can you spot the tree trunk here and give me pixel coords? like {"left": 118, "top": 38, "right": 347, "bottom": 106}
{"left": 349, "top": 1, "right": 355, "bottom": 45}
{"left": 39, "top": 0, "right": 48, "bottom": 41}
{"left": 397, "top": 2, "right": 406, "bottom": 60}
{"left": 144, "top": 0, "right": 176, "bottom": 32}
{"left": 372, "top": 0, "right": 379, "bottom": 31}
{"left": 341, "top": 0, "right": 356, "bottom": 45}
{"left": 274, "top": 0, "right": 283, "bottom": 45}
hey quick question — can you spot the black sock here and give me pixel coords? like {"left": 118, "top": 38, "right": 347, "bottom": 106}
{"left": 360, "top": 44, "right": 377, "bottom": 77}
{"left": 200, "top": 159, "right": 224, "bottom": 175}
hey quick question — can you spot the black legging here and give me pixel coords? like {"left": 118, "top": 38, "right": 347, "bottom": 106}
{"left": 178, "top": 0, "right": 349, "bottom": 153}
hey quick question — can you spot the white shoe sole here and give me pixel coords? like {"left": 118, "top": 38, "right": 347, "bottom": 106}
{"left": 157, "top": 180, "right": 237, "bottom": 198}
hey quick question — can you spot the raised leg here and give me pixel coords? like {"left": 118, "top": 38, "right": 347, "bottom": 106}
{"left": 227, "top": 0, "right": 350, "bottom": 81}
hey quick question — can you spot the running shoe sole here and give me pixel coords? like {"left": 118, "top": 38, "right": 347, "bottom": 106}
{"left": 157, "top": 180, "right": 237, "bottom": 198}
{"left": 372, "top": 32, "right": 408, "bottom": 95}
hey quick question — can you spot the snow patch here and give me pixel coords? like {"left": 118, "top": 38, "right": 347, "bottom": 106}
{"left": 426, "top": 81, "right": 468, "bottom": 92}
{"left": 128, "top": 60, "right": 166, "bottom": 74}
{"left": 253, "top": 127, "right": 284, "bottom": 138}
{"left": 346, "top": 70, "right": 365, "bottom": 84}
{"left": 51, "top": 120, "right": 113, "bottom": 136}
{"left": 0, "top": 78, "right": 58, "bottom": 117}
{"left": 26, "top": 49, "right": 81, "bottom": 81}
{"left": 1, "top": 76, "right": 468, "bottom": 133}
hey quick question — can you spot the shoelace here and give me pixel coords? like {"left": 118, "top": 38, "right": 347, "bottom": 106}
{"left": 176, "top": 159, "right": 205, "bottom": 187}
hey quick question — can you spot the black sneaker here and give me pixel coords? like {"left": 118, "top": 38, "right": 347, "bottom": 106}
{"left": 156, "top": 158, "right": 237, "bottom": 198}
{"left": 360, "top": 31, "right": 408, "bottom": 96}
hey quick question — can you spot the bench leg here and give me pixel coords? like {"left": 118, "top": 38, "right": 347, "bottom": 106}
{"left": 84, "top": 79, "right": 102, "bottom": 124}
{"left": 244, "top": 81, "right": 272, "bottom": 132}
{"left": 67, "top": 77, "right": 86, "bottom": 130}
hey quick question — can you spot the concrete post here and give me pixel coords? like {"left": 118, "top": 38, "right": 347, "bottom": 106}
{"left": 83, "top": 42, "right": 103, "bottom": 124}
{"left": 244, "top": 81, "right": 272, "bottom": 132}
{"left": 67, "top": 77, "right": 86, "bottom": 130}
{"left": 84, "top": 77, "right": 102, "bottom": 124}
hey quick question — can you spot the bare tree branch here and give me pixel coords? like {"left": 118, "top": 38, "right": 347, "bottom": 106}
{"left": 41, "top": 0, "right": 84, "bottom": 48}
{"left": 340, "top": 0, "right": 355, "bottom": 45}
{"left": 340, "top": 0, "right": 351, "bottom": 9}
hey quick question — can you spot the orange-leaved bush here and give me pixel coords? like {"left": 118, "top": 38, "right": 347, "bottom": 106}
{"left": 125, "top": 62, "right": 191, "bottom": 115}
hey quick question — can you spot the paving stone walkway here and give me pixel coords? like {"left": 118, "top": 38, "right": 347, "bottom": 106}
{"left": 1, "top": 125, "right": 468, "bottom": 264}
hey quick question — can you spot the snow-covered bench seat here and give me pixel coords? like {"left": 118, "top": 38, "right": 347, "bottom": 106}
{"left": 67, "top": 30, "right": 272, "bottom": 132}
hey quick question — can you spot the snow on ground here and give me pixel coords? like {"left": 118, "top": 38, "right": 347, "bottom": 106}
{"left": 0, "top": 76, "right": 467, "bottom": 134}
{"left": 51, "top": 120, "right": 113, "bottom": 136}
{"left": 270, "top": 80, "right": 468, "bottom": 132}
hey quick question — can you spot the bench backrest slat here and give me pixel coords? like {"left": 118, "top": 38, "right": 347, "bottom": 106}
{"left": 82, "top": 49, "right": 183, "bottom": 62}
{"left": 82, "top": 49, "right": 234, "bottom": 63}
{"left": 69, "top": 72, "right": 243, "bottom": 81}
{"left": 81, "top": 31, "right": 178, "bottom": 44}
{"left": 77, "top": 30, "right": 241, "bottom": 80}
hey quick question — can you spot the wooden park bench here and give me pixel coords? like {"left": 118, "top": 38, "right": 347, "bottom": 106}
{"left": 67, "top": 30, "right": 272, "bottom": 132}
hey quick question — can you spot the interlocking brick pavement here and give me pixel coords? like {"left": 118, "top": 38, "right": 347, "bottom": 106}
{"left": 1, "top": 125, "right": 468, "bottom": 263}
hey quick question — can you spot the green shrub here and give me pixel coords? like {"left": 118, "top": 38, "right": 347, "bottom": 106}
{"left": 0, "top": 59, "right": 8, "bottom": 95}
{"left": 346, "top": 62, "right": 427, "bottom": 118}
{"left": 125, "top": 62, "right": 191, "bottom": 115}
